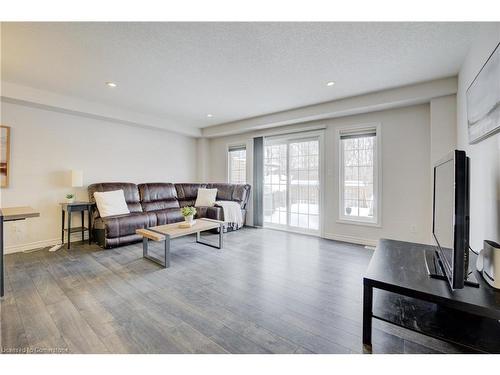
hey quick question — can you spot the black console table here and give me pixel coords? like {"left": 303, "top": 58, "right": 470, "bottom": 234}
{"left": 60, "top": 202, "right": 94, "bottom": 250}
{"left": 363, "top": 239, "right": 500, "bottom": 353}
{"left": 0, "top": 207, "right": 40, "bottom": 298}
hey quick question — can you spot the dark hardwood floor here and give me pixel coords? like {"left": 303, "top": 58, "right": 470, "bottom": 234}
{"left": 1, "top": 227, "right": 472, "bottom": 354}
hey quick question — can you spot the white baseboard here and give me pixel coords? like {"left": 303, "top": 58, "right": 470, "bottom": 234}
{"left": 5, "top": 231, "right": 375, "bottom": 254}
{"left": 5, "top": 233, "right": 90, "bottom": 254}
{"left": 4, "top": 238, "right": 60, "bottom": 254}
{"left": 322, "top": 232, "right": 378, "bottom": 247}
{"left": 247, "top": 225, "right": 377, "bottom": 247}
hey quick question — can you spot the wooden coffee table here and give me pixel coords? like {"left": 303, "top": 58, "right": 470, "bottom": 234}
{"left": 136, "top": 218, "right": 224, "bottom": 268}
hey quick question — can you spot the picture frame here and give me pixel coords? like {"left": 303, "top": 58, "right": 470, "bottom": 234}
{"left": 466, "top": 42, "right": 500, "bottom": 144}
{"left": 1, "top": 125, "right": 11, "bottom": 188}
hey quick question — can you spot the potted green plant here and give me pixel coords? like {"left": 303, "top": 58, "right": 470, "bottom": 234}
{"left": 65, "top": 193, "right": 76, "bottom": 204}
{"left": 181, "top": 206, "right": 196, "bottom": 224}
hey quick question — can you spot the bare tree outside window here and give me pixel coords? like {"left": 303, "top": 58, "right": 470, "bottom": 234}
{"left": 341, "top": 133, "right": 377, "bottom": 222}
{"left": 263, "top": 138, "right": 320, "bottom": 232}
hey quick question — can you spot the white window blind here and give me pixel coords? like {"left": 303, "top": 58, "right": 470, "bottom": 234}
{"left": 228, "top": 146, "right": 247, "bottom": 184}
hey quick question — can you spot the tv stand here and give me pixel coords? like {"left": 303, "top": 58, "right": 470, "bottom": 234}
{"left": 363, "top": 239, "right": 500, "bottom": 353}
{"left": 424, "top": 249, "right": 479, "bottom": 288}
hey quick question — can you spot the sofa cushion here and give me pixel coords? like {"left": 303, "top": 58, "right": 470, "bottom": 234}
{"left": 196, "top": 206, "right": 223, "bottom": 221}
{"left": 175, "top": 183, "right": 208, "bottom": 200}
{"left": 99, "top": 211, "right": 157, "bottom": 238}
{"left": 153, "top": 208, "right": 184, "bottom": 225}
{"left": 141, "top": 200, "right": 179, "bottom": 211}
{"left": 208, "top": 183, "right": 251, "bottom": 208}
{"left": 138, "top": 183, "right": 180, "bottom": 212}
{"left": 139, "top": 183, "right": 178, "bottom": 201}
{"left": 207, "top": 183, "right": 234, "bottom": 201}
{"left": 178, "top": 199, "right": 196, "bottom": 208}
{"left": 88, "top": 182, "right": 142, "bottom": 214}
{"left": 232, "top": 184, "right": 251, "bottom": 208}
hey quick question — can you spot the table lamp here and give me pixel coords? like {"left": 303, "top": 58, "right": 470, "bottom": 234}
{"left": 65, "top": 170, "right": 83, "bottom": 203}
{"left": 53, "top": 170, "right": 84, "bottom": 252}
{"left": 71, "top": 170, "right": 83, "bottom": 188}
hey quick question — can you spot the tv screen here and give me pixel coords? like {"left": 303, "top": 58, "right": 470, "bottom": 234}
{"left": 433, "top": 159, "right": 455, "bottom": 277}
{"left": 432, "top": 150, "right": 469, "bottom": 290}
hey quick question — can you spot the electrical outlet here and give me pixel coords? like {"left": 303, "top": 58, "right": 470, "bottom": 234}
{"left": 12, "top": 222, "right": 26, "bottom": 240}
{"left": 410, "top": 224, "right": 417, "bottom": 234}
{"left": 12, "top": 222, "right": 19, "bottom": 240}
{"left": 12, "top": 222, "right": 20, "bottom": 233}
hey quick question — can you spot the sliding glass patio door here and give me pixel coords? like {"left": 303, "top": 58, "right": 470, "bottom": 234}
{"left": 263, "top": 134, "right": 321, "bottom": 234}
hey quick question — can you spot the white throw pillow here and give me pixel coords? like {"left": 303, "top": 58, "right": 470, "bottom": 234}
{"left": 94, "top": 190, "right": 130, "bottom": 218}
{"left": 195, "top": 188, "right": 217, "bottom": 207}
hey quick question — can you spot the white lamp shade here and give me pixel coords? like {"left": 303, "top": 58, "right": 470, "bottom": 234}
{"left": 71, "top": 170, "right": 83, "bottom": 187}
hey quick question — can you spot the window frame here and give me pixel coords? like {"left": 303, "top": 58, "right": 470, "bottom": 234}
{"left": 337, "top": 123, "right": 382, "bottom": 227}
{"left": 263, "top": 130, "right": 325, "bottom": 236}
{"left": 226, "top": 143, "right": 247, "bottom": 184}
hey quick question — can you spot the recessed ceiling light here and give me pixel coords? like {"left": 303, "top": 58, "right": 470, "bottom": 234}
{"left": 326, "top": 81, "right": 335, "bottom": 87}
{"left": 207, "top": 114, "right": 213, "bottom": 118}
{"left": 106, "top": 82, "right": 117, "bottom": 88}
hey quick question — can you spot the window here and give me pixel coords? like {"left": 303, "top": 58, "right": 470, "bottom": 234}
{"left": 339, "top": 127, "right": 379, "bottom": 224}
{"left": 228, "top": 145, "right": 246, "bottom": 184}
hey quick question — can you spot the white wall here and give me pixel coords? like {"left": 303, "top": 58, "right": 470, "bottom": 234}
{"left": 208, "top": 104, "right": 432, "bottom": 246}
{"left": 0, "top": 101, "right": 197, "bottom": 253}
{"left": 429, "top": 94, "right": 457, "bottom": 242}
{"left": 196, "top": 137, "right": 210, "bottom": 182}
{"left": 457, "top": 24, "right": 500, "bottom": 250}
{"left": 430, "top": 95, "right": 457, "bottom": 165}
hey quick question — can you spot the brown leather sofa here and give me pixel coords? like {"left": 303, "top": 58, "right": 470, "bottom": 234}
{"left": 88, "top": 182, "right": 251, "bottom": 248}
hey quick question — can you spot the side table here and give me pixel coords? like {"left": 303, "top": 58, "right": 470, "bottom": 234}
{"left": 60, "top": 202, "right": 94, "bottom": 249}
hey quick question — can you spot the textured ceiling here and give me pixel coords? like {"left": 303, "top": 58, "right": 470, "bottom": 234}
{"left": 1, "top": 22, "right": 481, "bottom": 132}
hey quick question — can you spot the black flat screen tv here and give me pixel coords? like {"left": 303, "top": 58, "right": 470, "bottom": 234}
{"left": 432, "top": 150, "right": 470, "bottom": 290}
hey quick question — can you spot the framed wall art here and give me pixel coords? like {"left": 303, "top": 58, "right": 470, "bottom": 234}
{"left": 1, "top": 125, "right": 11, "bottom": 188}
{"left": 467, "top": 42, "right": 500, "bottom": 144}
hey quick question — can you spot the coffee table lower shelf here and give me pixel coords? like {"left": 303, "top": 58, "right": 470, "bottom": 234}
{"left": 136, "top": 218, "right": 225, "bottom": 268}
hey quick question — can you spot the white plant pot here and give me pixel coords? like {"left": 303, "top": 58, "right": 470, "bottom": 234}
{"left": 66, "top": 197, "right": 75, "bottom": 204}
{"left": 185, "top": 215, "right": 194, "bottom": 224}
